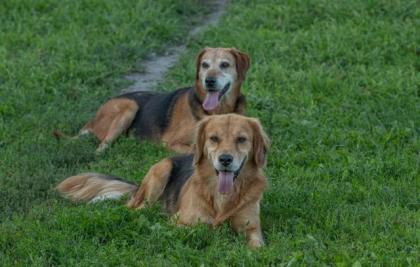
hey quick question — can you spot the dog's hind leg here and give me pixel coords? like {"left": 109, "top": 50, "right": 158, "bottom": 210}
{"left": 54, "top": 98, "right": 138, "bottom": 149}
{"left": 126, "top": 158, "right": 173, "bottom": 209}
{"left": 95, "top": 110, "right": 137, "bottom": 153}
{"left": 86, "top": 98, "right": 138, "bottom": 153}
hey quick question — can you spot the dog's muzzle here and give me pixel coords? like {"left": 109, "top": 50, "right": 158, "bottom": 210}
{"left": 202, "top": 81, "right": 231, "bottom": 111}
{"left": 205, "top": 77, "right": 217, "bottom": 89}
{"left": 215, "top": 157, "right": 246, "bottom": 195}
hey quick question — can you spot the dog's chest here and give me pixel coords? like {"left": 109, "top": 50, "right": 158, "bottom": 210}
{"left": 212, "top": 191, "right": 233, "bottom": 213}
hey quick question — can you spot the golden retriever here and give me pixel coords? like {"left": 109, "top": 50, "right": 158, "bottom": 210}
{"left": 57, "top": 114, "right": 269, "bottom": 247}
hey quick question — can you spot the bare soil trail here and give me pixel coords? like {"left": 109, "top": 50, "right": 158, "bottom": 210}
{"left": 123, "top": 0, "right": 228, "bottom": 93}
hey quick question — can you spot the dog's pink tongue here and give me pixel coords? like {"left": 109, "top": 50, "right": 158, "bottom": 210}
{"left": 218, "top": 171, "right": 234, "bottom": 194}
{"left": 203, "top": 92, "right": 220, "bottom": 111}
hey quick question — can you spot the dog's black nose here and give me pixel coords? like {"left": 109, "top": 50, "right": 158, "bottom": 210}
{"left": 205, "top": 77, "right": 217, "bottom": 88}
{"left": 219, "top": 154, "right": 233, "bottom": 167}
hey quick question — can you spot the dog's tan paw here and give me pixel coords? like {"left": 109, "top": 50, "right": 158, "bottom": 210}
{"left": 248, "top": 238, "right": 264, "bottom": 248}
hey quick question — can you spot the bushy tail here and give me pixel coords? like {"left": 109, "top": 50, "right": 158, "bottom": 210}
{"left": 56, "top": 173, "right": 137, "bottom": 203}
{"left": 53, "top": 130, "right": 74, "bottom": 139}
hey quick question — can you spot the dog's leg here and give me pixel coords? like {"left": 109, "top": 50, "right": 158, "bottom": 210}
{"left": 175, "top": 210, "right": 214, "bottom": 226}
{"left": 96, "top": 112, "right": 135, "bottom": 153}
{"left": 174, "top": 183, "right": 216, "bottom": 225}
{"left": 126, "top": 158, "right": 173, "bottom": 209}
{"left": 212, "top": 180, "right": 266, "bottom": 227}
{"left": 93, "top": 99, "right": 138, "bottom": 153}
{"left": 213, "top": 180, "right": 266, "bottom": 248}
{"left": 55, "top": 98, "right": 138, "bottom": 152}
{"left": 230, "top": 202, "right": 264, "bottom": 248}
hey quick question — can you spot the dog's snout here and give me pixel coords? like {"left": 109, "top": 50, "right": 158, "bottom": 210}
{"left": 205, "top": 77, "right": 217, "bottom": 88}
{"left": 219, "top": 154, "right": 233, "bottom": 167}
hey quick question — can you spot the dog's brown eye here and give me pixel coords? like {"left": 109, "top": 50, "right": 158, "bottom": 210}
{"left": 210, "top": 136, "right": 219, "bottom": 143}
{"left": 201, "top": 62, "right": 209, "bottom": 69}
{"left": 220, "top": 62, "right": 230, "bottom": 68}
{"left": 237, "top": 136, "right": 247, "bottom": 143}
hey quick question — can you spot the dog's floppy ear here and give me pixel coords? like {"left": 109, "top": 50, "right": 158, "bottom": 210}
{"left": 195, "top": 47, "right": 209, "bottom": 81}
{"left": 249, "top": 118, "right": 270, "bottom": 168}
{"left": 230, "top": 48, "right": 250, "bottom": 82}
{"left": 193, "top": 117, "right": 211, "bottom": 165}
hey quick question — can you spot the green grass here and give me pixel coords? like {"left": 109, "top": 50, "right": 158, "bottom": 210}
{"left": 1, "top": 0, "right": 419, "bottom": 265}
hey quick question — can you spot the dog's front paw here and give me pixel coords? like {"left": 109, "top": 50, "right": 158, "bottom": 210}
{"left": 248, "top": 238, "right": 264, "bottom": 248}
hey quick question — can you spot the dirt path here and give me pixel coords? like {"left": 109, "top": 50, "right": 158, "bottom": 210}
{"left": 123, "top": 0, "right": 228, "bottom": 93}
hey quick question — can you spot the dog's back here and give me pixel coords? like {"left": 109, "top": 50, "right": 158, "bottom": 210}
{"left": 120, "top": 87, "right": 191, "bottom": 139}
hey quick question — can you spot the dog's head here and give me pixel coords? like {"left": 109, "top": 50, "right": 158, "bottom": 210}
{"left": 193, "top": 114, "right": 269, "bottom": 195}
{"left": 195, "top": 48, "right": 250, "bottom": 111}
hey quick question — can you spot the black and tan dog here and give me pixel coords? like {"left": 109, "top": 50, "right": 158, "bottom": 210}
{"left": 55, "top": 48, "right": 250, "bottom": 153}
{"left": 57, "top": 114, "right": 269, "bottom": 248}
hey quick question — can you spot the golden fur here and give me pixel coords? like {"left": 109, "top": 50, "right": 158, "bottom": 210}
{"left": 57, "top": 114, "right": 269, "bottom": 248}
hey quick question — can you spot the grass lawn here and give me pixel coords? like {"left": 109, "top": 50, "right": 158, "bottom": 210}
{"left": 0, "top": 0, "right": 418, "bottom": 265}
